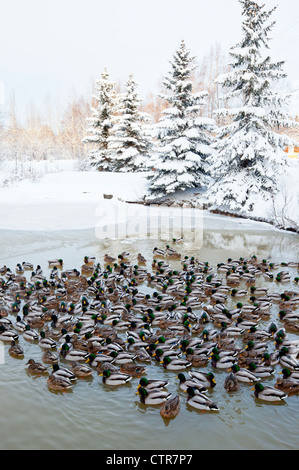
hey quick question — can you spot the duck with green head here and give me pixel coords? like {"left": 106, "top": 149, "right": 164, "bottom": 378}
{"left": 253, "top": 383, "right": 287, "bottom": 402}
{"left": 186, "top": 387, "right": 219, "bottom": 411}
{"left": 101, "top": 369, "right": 132, "bottom": 386}
{"left": 137, "top": 387, "right": 171, "bottom": 405}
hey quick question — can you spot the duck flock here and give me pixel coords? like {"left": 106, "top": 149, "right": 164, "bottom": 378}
{"left": 0, "top": 245, "right": 299, "bottom": 418}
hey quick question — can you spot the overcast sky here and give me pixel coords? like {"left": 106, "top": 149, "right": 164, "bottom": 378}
{"left": 1, "top": 0, "right": 299, "bottom": 118}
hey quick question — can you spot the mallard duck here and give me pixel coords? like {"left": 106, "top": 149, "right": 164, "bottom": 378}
{"left": 109, "top": 351, "right": 137, "bottom": 365}
{"left": 48, "top": 259, "right": 63, "bottom": 267}
{"left": 244, "top": 340, "right": 268, "bottom": 355}
{"left": 211, "top": 353, "right": 236, "bottom": 369}
{"left": 177, "top": 373, "right": 207, "bottom": 393}
{"left": 0, "top": 326, "right": 19, "bottom": 342}
{"left": 14, "top": 315, "right": 27, "bottom": 332}
{"left": 165, "top": 246, "right": 181, "bottom": 260}
{"left": 184, "top": 347, "right": 210, "bottom": 367}
{"left": 224, "top": 372, "right": 239, "bottom": 392}
{"left": 160, "top": 395, "right": 180, "bottom": 419}
{"left": 230, "top": 364, "right": 259, "bottom": 383}
{"left": 138, "top": 387, "right": 172, "bottom": 405}
{"left": 22, "top": 261, "right": 34, "bottom": 270}
{"left": 15, "top": 263, "right": 24, "bottom": 274}
{"left": 39, "top": 331, "right": 57, "bottom": 349}
{"left": 154, "top": 347, "right": 179, "bottom": 362}
{"left": 104, "top": 254, "right": 116, "bottom": 264}
{"left": 188, "top": 370, "right": 216, "bottom": 388}
{"left": 101, "top": 369, "right": 132, "bottom": 386}
{"left": 137, "top": 253, "right": 146, "bottom": 264}
{"left": 179, "top": 337, "right": 203, "bottom": 352}
{"left": 47, "top": 374, "right": 72, "bottom": 391}
{"left": 153, "top": 247, "right": 166, "bottom": 258}
{"left": 247, "top": 362, "right": 275, "bottom": 378}
{"left": 202, "top": 329, "right": 218, "bottom": 342}
{"left": 23, "top": 325, "right": 39, "bottom": 341}
{"left": 137, "top": 377, "right": 169, "bottom": 391}
{"left": 86, "top": 352, "right": 115, "bottom": 367}
{"left": 280, "top": 368, "right": 299, "bottom": 381}
{"left": 162, "top": 356, "right": 192, "bottom": 371}
{"left": 60, "top": 344, "right": 89, "bottom": 362}
{"left": 83, "top": 256, "right": 96, "bottom": 265}
{"left": 26, "top": 359, "right": 48, "bottom": 375}
{"left": 42, "top": 350, "right": 59, "bottom": 364}
{"left": 278, "top": 347, "right": 299, "bottom": 370}
{"left": 186, "top": 387, "right": 219, "bottom": 411}
{"left": 8, "top": 340, "right": 24, "bottom": 357}
{"left": 70, "top": 362, "right": 93, "bottom": 378}
{"left": 253, "top": 383, "right": 287, "bottom": 402}
{"left": 274, "top": 376, "right": 299, "bottom": 394}
{"left": 119, "top": 363, "right": 146, "bottom": 377}
{"left": 51, "top": 363, "right": 76, "bottom": 382}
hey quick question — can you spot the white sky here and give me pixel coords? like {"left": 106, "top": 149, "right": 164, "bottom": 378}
{"left": 1, "top": 0, "right": 299, "bottom": 118}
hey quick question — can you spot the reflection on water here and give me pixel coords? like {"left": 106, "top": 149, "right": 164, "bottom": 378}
{"left": 0, "top": 225, "right": 298, "bottom": 450}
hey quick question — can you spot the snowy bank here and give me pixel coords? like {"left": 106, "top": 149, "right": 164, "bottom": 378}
{"left": 0, "top": 159, "right": 295, "bottom": 235}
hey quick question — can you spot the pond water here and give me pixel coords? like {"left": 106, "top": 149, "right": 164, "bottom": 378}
{"left": 0, "top": 223, "right": 298, "bottom": 450}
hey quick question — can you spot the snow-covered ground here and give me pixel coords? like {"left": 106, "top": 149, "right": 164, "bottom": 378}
{"left": 0, "top": 158, "right": 298, "bottom": 234}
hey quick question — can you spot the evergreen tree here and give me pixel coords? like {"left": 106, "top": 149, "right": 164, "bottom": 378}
{"left": 108, "top": 73, "right": 152, "bottom": 171}
{"left": 146, "top": 39, "right": 215, "bottom": 201}
{"left": 83, "top": 67, "right": 117, "bottom": 171}
{"left": 206, "top": 0, "right": 293, "bottom": 214}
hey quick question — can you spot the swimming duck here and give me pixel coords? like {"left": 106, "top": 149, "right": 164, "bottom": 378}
{"left": 60, "top": 344, "right": 89, "bottom": 362}
{"left": 137, "top": 377, "right": 169, "bottom": 391}
{"left": 47, "top": 374, "right": 73, "bottom": 391}
{"left": 70, "top": 362, "right": 93, "bottom": 378}
{"left": 83, "top": 256, "right": 96, "bottom": 265}
{"left": 22, "top": 262, "right": 34, "bottom": 270}
{"left": 280, "top": 368, "right": 299, "bottom": 381}
{"left": 138, "top": 387, "right": 172, "bottom": 405}
{"left": 51, "top": 363, "right": 76, "bottom": 382}
{"left": 101, "top": 369, "right": 132, "bottom": 386}
{"left": 177, "top": 373, "right": 207, "bottom": 393}
{"left": 230, "top": 364, "right": 259, "bottom": 383}
{"left": 137, "top": 253, "right": 146, "bottom": 264}
{"left": 119, "top": 363, "right": 146, "bottom": 377}
{"left": 274, "top": 375, "right": 299, "bottom": 394}
{"left": 104, "top": 254, "right": 116, "bottom": 264}
{"left": 0, "top": 326, "right": 19, "bottom": 342}
{"left": 26, "top": 359, "right": 48, "bottom": 375}
{"left": 23, "top": 325, "right": 39, "bottom": 341}
{"left": 162, "top": 356, "right": 192, "bottom": 371}
{"left": 188, "top": 370, "right": 216, "bottom": 388}
{"left": 186, "top": 387, "right": 219, "bottom": 411}
{"left": 278, "top": 347, "right": 299, "bottom": 370}
{"left": 224, "top": 372, "right": 239, "bottom": 392}
{"left": 153, "top": 248, "right": 166, "bottom": 258}
{"left": 211, "top": 353, "right": 236, "bottom": 369}
{"left": 8, "top": 340, "right": 24, "bottom": 358}
{"left": 160, "top": 395, "right": 180, "bottom": 419}
{"left": 109, "top": 351, "right": 137, "bottom": 365}
{"left": 253, "top": 383, "right": 287, "bottom": 402}
{"left": 247, "top": 362, "right": 275, "bottom": 378}
{"left": 42, "top": 350, "right": 59, "bottom": 364}
{"left": 48, "top": 259, "right": 63, "bottom": 268}
{"left": 39, "top": 331, "right": 57, "bottom": 349}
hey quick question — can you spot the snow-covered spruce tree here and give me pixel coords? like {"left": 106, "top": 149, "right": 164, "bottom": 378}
{"left": 146, "top": 39, "right": 215, "bottom": 201}
{"left": 108, "top": 73, "right": 153, "bottom": 172}
{"left": 83, "top": 67, "right": 117, "bottom": 171}
{"left": 206, "top": 0, "right": 293, "bottom": 214}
